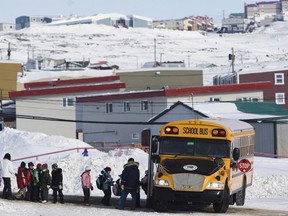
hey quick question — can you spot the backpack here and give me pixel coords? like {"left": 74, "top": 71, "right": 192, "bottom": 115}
{"left": 112, "top": 178, "right": 121, "bottom": 196}
{"left": 96, "top": 174, "right": 106, "bottom": 190}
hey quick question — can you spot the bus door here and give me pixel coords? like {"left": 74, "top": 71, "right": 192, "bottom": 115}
{"left": 141, "top": 129, "right": 160, "bottom": 207}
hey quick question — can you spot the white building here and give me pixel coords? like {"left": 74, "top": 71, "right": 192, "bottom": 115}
{"left": 9, "top": 75, "right": 125, "bottom": 138}
{"left": 75, "top": 81, "right": 271, "bottom": 146}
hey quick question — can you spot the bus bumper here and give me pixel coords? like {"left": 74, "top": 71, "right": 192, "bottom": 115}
{"left": 153, "top": 187, "right": 224, "bottom": 203}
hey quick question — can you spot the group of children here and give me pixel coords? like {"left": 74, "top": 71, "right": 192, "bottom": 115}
{"left": 14, "top": 161, "right": 64, "bottom": 204}
{"left": 1, "top": 152, "right": 148, "bottom": 210}
{"left": 80, "top": 158, "right": 149, "bottom": 210}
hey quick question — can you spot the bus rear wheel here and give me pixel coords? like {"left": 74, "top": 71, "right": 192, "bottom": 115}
{"left": 153, "top": 199, "right": 168, "bottom": 212}
{"left": 236, "top": 177, "right": 246, "bottom": 206}
{"left": 213, "top": 184, "right": 230, "bottom": 213}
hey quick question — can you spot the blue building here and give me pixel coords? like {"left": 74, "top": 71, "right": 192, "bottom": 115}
{"left": 16, "top": 16, "right": 52, "bottom": 30}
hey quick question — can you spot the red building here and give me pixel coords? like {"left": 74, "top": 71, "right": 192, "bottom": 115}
{"left": 239, "top": 69, "right": 288, "bottom": 108}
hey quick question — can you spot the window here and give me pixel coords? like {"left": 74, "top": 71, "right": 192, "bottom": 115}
{"left": 141, "top": 100, "right": 149, "bottom": 110}
{"left": 251, "top": 98, "right": 259, "bottom": 102}
{"left": 275, "top": 73, "right": 284, "bottom": 85}
{"left": 132, "top": 132, "right": 140, "bottom": 140}
{"left": 106, "top": 103, "right": 113, "bottom": 113}
{"left": 62, "top": 98, "right": 74, "bottom": 107}
{"left": 210, "top": 97, "right": 220, "bottom": 102}
{"left": 275, "top": 93, "right": 285, "bottom": 104}
{"left": 124, "top": 101, "right": 131, "bottom": 112}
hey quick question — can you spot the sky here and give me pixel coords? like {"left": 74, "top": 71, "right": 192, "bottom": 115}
{"left": 1, "top": 0, "right": 257, "bottom": 24}
{"left": 0, "top": 127, "right": 288, "bottom": 216}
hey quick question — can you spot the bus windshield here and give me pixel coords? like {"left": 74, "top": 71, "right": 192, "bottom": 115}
{"left": 159, "top": 136, "right": 230, "bottom": 158}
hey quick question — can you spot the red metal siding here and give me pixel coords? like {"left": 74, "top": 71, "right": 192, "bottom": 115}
{"left": 77, "top": 81, "right": 272, "bottom": 103}
{"left": 24, "top": 75, "right": 120, "bottom": 89}
{"left": 9, "top": 82, "right": 125, "bottom": 98}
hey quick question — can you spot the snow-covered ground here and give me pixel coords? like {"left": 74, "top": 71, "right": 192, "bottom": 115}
{"left": 0, "top": 128, "right": 288, "bottom": 215}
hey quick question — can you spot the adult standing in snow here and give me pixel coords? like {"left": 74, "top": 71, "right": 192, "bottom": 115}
{"left": 40, "top": 163, "right": 51, "bottom": 203}
{"left": 0, "top": 153, "right": 16, "bottom": 200}
{"left": 51, "top": 163, "right": 64, "bottom": 204}
{"left": 101, "top": 166, "right": 113, "bottom": 206}
{"left": 15, "top": 161, "right": 30, "bottom": 200}
{"left": 118, "top": 158, "right": 140, "bottom": 210}
{"left": 80, "top": 166, "right": 93, "bottom": 205}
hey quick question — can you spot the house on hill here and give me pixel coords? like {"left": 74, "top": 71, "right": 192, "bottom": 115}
{"left": 0, "top": 23, "right": 16, "bottom": 32}
{"left": 9, "top": 76, "right": 125, "bottom": 138}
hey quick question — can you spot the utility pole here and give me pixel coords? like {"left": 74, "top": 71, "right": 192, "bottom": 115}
{"left": 7, "top": 42, "right": 11, "bottom": 60}
{"left": 231, "top": 47, "right": 235, "bottom": 73}
{"left": 154, "top": 38, "right": 157, "bottom": 66}
{"left": 187, "top": 55, "right": 190, "bottom": 68}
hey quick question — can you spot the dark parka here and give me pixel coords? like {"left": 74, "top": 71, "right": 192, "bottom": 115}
{"left": 51, "top": 168, "right": 63, "bottom": 189}
{"left": 40, "top": 169, "right": 51, "bottom": 189}
{"left": 121, "top": 161, "right": 140, "bottom": 190}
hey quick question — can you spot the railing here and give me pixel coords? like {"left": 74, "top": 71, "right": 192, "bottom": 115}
{"left": 254, "top": 151, "right": 288, "bottom": 159}
{"left": 12, "top": 146, "right": 149, "bottom": 162}
{"left": 12, "top": 148, "right": 288, "bottom": 162}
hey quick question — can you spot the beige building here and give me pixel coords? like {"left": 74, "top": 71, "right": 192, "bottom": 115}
{"left": 0, "top": 62, "right": 22, "bottom": 99}
{"left": 117, "top": 68, "right": 203, "bottom": 91}
{"left": 153, "top": 16, "right": 213, "bottom": 31}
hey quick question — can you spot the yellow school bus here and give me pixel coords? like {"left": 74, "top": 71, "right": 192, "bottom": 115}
{"left": 145, "top": 118, "right": 254, "bottom": 213}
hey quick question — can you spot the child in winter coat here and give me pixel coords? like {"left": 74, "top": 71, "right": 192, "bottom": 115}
{"left": 40, "top": 163, "right": 51, "bottom": 203}
{"left": 25, "top": 162, "right": 34, "bottom": 201}
{"left": 80, "top": 166, "right": 93, "bottom": 205}
{"left": 51, "top": 163, "right": 64, "bottom": 204}
{"left": 15, "top": 161, "right": 30, "bottom": 200}
{"left": 101, "top": 167, "right": 113, "bottom": 206}
{"left": 31, "top": 163, "right": 42, "bottom": 202}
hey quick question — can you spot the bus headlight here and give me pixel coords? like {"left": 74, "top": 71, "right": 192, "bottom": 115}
{"left": 206, "top": 182, "right": 225, "bottom": 189}
{"left": 155, "top": 179, "right": 170, "bottom": 186}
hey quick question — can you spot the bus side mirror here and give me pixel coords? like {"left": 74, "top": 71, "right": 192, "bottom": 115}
{"left": 151, "top": 136, "right": 159, "bottom": 153}
{"left": 232, "top": 148, "right": 240, "bottom": 161}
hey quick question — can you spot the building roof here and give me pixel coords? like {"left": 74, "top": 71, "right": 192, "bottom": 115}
{"left": 148, "top": 101, "right": 208, "bottom": 122}
{"left": 9, "top": 82, "right": 125, "bottom": 98}
{"left": 234, "top": 101, "right": 288, "bottom": 116}
{"left": 238, "top": 68, "right": 288, "bottom": 75}
{"left": 24, "top": 75, "right": 120, "bottom": 89}
{"left": 77, "top": 81, "right": 272, "bottom": 103}
{"left": 150, "top": 101, "right": 287, "bottom": 122}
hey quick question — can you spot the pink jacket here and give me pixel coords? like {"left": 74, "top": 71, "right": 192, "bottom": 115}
{"left": 81, "top": 171, "right": 92, "bottom": 189}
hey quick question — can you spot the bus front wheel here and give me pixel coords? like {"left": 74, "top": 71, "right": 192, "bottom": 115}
{"left": 213, "top": 184, "right": 230, "bottom": 213}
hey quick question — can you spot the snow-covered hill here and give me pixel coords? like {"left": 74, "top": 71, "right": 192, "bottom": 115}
{"left": 1, "top": 22, "right": 288, "bottom": 85}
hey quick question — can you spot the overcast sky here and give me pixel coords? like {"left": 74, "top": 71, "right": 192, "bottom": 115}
{"left": 1, "top": 0, "right": 257, "bottom": 23}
